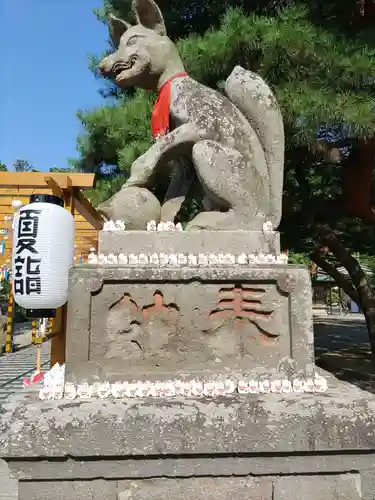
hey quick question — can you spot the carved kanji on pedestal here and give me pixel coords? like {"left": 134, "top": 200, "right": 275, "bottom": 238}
{"left": 206, "top": 285, "right": 280, "bottom": 342}
{"left": 142, "top": 291, "right": 179, "bottom": 322}
{"left": 104, "top": 290, "right": 179, "bottom": 358}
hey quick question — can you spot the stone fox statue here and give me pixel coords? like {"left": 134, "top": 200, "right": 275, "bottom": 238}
{"left": 99, "top": 0, "right": 284, "bottom": 230}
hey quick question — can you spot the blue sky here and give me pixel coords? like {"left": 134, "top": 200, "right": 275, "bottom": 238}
{"left": 0, "top": 0, "right": 108, "bottom": 172}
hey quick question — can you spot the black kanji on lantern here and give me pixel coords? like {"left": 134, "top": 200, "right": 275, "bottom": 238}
{"left": 25, "top": 276, "right": 41, "bottom": 295}
{"left": 15, "top": 238, "right": 38, "bottom": 254}
{"left": 14, "top": 208, "right": 43, "bottom": 296}
{"left": 18, "top": 209, "right": 41, "bottom": 239}
{"left": 13, "top": 256, "right": 25, "bottom": 278}
{"left": 14, "top": 279, "right": 24, "bottom": 295}
{"left": 26, "top": 256, "right": 41, "bottom": 275}
{"left": 16, "top": 209, "right": 41, "bottom": 255}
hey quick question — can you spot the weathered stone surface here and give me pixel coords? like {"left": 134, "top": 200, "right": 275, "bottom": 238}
{"left": 18, "top": 479, "right": 117, "bottom": 500}
{"left": 98, "top": 186, "right": 161, "bottom": 230}
{"left": 0, "top": 459, "right": 18, "bottom": 499}
{"left": 274, "top": 475, "right": 362, "bottom": 500}
{"left": 7, "top": 453, "right": 375, "bottom": 481}
{"left": 3, "top": 469, "right": 374, "bottom": 499}
{"left": 2, "top": 379, "right": 375, "bottom": 498}
{"left": 65, "top": 264, "right": 313, "bottom": 381}
{"left": 117, "top": 477, "right": 273, "bottom": 499}
{"left": 360, "top": 470, "right": 375, "bottom": 500}
{"left": 98, "top": 230, "right": 280, "bottom": 255}
{"left": 98, "top": 0, "right": 284, "bottom": 230}
{"left": 225, "top": 66, "right": 284, "bottom": 229}
{"left": 2, "top": 379, "right": 375, "bottom": 458}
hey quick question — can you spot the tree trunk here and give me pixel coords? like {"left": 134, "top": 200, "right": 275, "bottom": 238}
{"left": 315, "top": 222, "right": 375, "bottom": 353}
{"left": 310, "top": 246, "right": 329, "bottom": 277}
{"left": 342, "top": 138, "right": 375, "bottom": 220}
{"left": 355, "top": 0, "right": 375, "bottom": 24}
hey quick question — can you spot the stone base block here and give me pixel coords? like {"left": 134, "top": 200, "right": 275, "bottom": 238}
{"left": 65, "top": 264, "right": 314, "bottom": 382}
{"left": 98, "top": 230, "right": 280, "bottom": 255}
{"left": 1, "top": 379, "right": 375, "bottom": 499}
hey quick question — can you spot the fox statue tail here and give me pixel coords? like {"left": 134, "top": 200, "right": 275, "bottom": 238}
{"left": 225, "top": 66, "right": 285, "bottom": 229}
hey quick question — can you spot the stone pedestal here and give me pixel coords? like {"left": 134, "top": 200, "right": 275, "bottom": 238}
{"left": 1, "top": 380, "right": 375, "bottom": 499}
{"left": 98, "top": 230, "right": 281, "bottom": 255}
{"left": 0, "top": 231, "right": 374, "bottom": 499}
{"left": 64, "top": 264, "right": 314, "bottom": 383}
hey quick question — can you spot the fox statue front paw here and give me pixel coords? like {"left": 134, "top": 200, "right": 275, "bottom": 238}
{"left": 125, "top": 151, "right": 156, "bottom": 188}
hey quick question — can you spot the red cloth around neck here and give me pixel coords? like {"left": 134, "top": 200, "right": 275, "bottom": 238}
{"left": 151, "top": 72, "right": 187, "bottom": 138}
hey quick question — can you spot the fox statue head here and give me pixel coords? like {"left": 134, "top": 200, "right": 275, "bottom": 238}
{"left": 99, "top": 0, "right": 185, "bottom": 92}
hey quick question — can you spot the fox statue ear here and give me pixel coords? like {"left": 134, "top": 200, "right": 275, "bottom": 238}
{"left": 108, "top": 14, "right": 131, "bottom": 46}
{"left": 132, "top": 0, "right": 167, "bottom": 36}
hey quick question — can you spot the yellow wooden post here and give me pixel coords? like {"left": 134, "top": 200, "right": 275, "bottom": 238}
{"left": 36, "top": 345, "right": 41, "bottom": 372}
{"left": 48, "top": 317, "right": 54, "bottom": 334}
{"left": 50, "top": 182, "right": 74, "bottom": 368}
{"left": 31, "top": 318, "right": 37, "bottom": 343}
{"left": 5, "top": 288, "right": 14, "bottom": 353}
{"left": 50, "top": 305, "right": 66, "bottom": 367}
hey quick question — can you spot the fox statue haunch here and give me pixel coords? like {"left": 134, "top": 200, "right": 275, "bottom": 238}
{"left": 99, "top": 0, "right": 284, "bottom": 231}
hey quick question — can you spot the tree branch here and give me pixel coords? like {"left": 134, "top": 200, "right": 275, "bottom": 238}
{"left": 315, "top": 222, "right": 369, "bottom": 293}
{"left": 314, "top": 222, "right": 375, "bottom": 349}
{"left": 311, "top": 141, "right": 343, "bottom": 163}
{"left": 310, "top": 249, "right": 359, "bottom": 304}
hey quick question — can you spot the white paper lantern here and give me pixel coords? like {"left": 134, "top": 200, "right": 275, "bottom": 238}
{"left": 12, "top": 194, "right": 75, "bottom": 315}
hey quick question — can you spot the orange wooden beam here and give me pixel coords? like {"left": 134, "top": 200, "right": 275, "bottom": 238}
{"left": 44, "top": 175, "right": 64, "bottom": 198}
{"left": 0, "top": 187, "right": 53, "bottom": 196}
{"left": 0, "top": 197, "right": 29, "bottom": 206}
{"left": 73, "top": 188, "right": 103, "bottom": 230}
{"left": 0, "top": 172, "right": 95, "bottom": 189}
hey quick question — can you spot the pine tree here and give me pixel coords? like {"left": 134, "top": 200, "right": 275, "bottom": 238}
{"left": 13, "top": 159, "right": 34, "bottom": 172}
{"left": 76, "top": 3, "right": 375, "bottom": 181}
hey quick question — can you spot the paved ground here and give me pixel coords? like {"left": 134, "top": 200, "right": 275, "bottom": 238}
{"left": 314, "top": 313, "right": 375, "bottom": 393}
{"left": 0, "top": 340, "right": 50, "bottom": 402}
{"left": 9, "top": 321, "right": 35, "bottom": 350}
{"left": 0, "top": 321, "right": 51, "bottom": 402}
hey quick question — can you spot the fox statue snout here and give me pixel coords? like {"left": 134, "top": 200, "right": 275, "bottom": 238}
{"left": 99, "top": 1, "right": 181, "bottom": 92}
{"left": 99, "top": 45, "right": 152, "bottom": 89}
